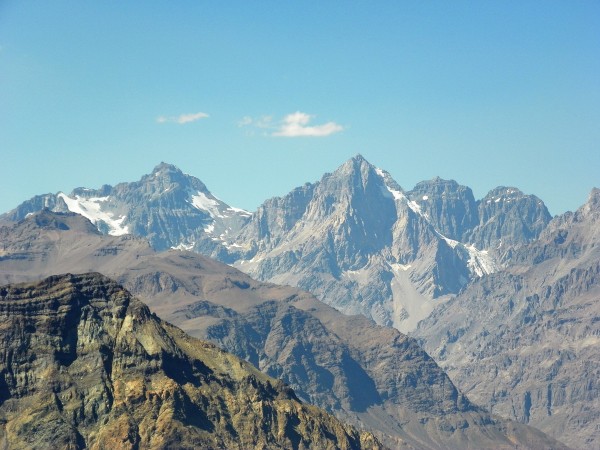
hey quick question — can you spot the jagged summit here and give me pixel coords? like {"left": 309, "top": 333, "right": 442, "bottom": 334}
{"left": 483, "top": 185, "right": 526, "bottom": 200}
{"left": 471, "top": 185, "right": 552, "bottom": 249}
{"left": 350, "top": 152, "right": 367, "bottom": 162}
{"left": 231, "top": 156, "right": 500, "bottom": 331}
{"left": 582, "top": 187, "right": 600, "bottom": 217}
{"left": 414, "top": 187, "right": 600, "bottom": 448}
{"left": 335, "top": 153, "right": 376, "bottom": 176}
{"left": 2, "top": 163, "right": 251, "bottom": 254}
{"left": 328, "top": 154, "right": 405, "bottom": 196}
{"left": 412, "top": 176, "right": 462, "bottom": 190}
{"left": 136, "top": 161, "right": 208, "bottom": 193}
{"left": 146, "top": 161, "right": 198, "bottom": 187}
{"left": 152, "top": 161, "right": 181, "bottom": 174}
{"left": 408, "top": 178, "right": 479, "bottom": 242}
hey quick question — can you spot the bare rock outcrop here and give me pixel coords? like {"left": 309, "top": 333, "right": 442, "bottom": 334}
{"left": 0, "top": 273, "right": 381, "bottom": 449}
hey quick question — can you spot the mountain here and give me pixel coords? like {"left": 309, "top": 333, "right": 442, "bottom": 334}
{"left": 0, "top": 272, "right": 382, "bottom": 449}
{"left": 2, "top": 162, "right": 251, "bottom": 257}
{"left": 466, "top": 186, "right": 552, "bottom": 251}
{"left": 406, "top": 180, "right": 551, "bottom": 250}
{"left": 413, "top": 188, "right": 600, "bottom": 449}
{"left": 406, "top": 177, "right": 479, "bottom": 242}
{"left": 228, "top": 155, "right": 550, "bottom": 332}
{"left": 1, "top": 157, "right": 551, "bottom": 333}
{"left": 0, "top": 210, "right": 567, "bottom": 449}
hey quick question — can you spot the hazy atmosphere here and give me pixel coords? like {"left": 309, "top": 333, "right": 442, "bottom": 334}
{"left": 2, "top": 1, "right": 599, "bottom": 215}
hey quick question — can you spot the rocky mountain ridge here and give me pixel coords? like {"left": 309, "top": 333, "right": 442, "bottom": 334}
{"left": 228, "top": 155, "right": 549, "bottom": 331}
{"left": 0, "top": 272, "right": 382, "bottom": 449}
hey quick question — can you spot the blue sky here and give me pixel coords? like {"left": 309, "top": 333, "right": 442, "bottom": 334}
{"left": 1, "top": 1, "right": 599, "bottom": 216}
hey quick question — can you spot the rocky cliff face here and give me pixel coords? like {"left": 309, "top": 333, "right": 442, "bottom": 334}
{"left": 0, "top": 211, "right": 568, "bottom": 449}
{"left": 467, "top": 186, "right": 552, "bottom": 251}
{"left": 406, "top": 181, "right": 551, "bottom": 250}
{"left": 407, "top": 177, "right": 479, "bottom": 242}
{"left": 413, "top": 188, "right": 600, "bottom": 449}
{"left": 0, "top": 273, "right": 381, "bottom": 449}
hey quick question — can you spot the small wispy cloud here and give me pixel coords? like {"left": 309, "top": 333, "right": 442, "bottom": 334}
{"left": 273, "top": 112, "right": 343, "bottom": 137}
{"left": 238, "top": 115, "right": 273, "bottom": 129}
{"left": 239, "top": 112, "right": 343, "bottom": 137}
{"left": 156, "top": 112, "right": 209, "bottom": 124}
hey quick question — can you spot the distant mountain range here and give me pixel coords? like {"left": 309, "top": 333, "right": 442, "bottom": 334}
{"left": 2, "top": 155, "right": 596, "bottom": 448}
{"left": 1, "top": 155, "right": 552, "bottom": 332}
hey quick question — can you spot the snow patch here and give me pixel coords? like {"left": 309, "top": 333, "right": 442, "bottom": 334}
{"left": 227, "top": 206, "right": 252, "bottom": 216}
{"left": 171, "top": 242, "right": 195, "bottom": 251}
{"left": 439, "top": 234, "right": 460, "bottom": 249}
{"left": 407, "top": 200, "right": 422, "bottom": 215}
{"left": 465, "top": 244, "right": 498, "bottom": 277}
{"left": 374, "top": 167, "right": 386, "bottom": 178}
{"left": 435, "top": 229, "right": 497, "bottom": 276}
{"left": 389, "top": 263, "right": 412, "bottom": 272}
{"left": 375, "top": 167, "right": 408, "bottom": 202}
{"left": 378, "top": 184, "right": 405, "bottom": 202}
{"left": 57, "top": 193, "right": 129, "bottom": 236}
{"left": 422, "top": 195, "right": 429, "bottom": 201}
{"left": 375, "top": 166, "right": 431, "bottom": 219}
{"left": 190, "top": 191, "right": 224, "bottom": 218}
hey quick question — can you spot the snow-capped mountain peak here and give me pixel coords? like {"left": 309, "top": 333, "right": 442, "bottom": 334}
{"left": 3, "top": 163, "right": 252, "bottom": 256}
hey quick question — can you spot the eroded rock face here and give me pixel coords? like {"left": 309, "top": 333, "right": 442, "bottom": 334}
{"left": 407, "top": 177, "right": 479, "bottom": 242}
{"left": 467, "top": 186, "right": 552, "bottom": 250}
{"left": 414, "top": 188, "right": 600, "bottom": 449}
{"left": 0, "top": 273, "right": 381, "bottom": 450}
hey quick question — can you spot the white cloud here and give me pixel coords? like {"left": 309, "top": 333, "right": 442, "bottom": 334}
{"left": 273, "top": 112, "right": 343, "bottom": 137}
{"left": 239, "top": 112, "right": 343, "bottom": 137}
{"left": 156, "top": 112, "right": 209, "bottom": 124}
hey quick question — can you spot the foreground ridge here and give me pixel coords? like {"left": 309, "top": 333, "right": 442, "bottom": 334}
{"left": 0, "top": 272, "right": 382, "bottom": 449}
